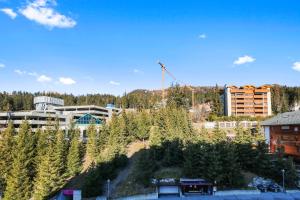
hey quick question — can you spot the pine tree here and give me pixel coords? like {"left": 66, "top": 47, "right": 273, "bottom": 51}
{"left": 86, "top": 125, "right": 99, "bottom": 164}
{"left": 67, "top": 129, "right": 82, "bottom": 176}
{"left": 35, "top": 129, "right": 48, "bottom": 167}
{"left": 33, "top": 129, "right": 68, "bottom": 199}
{"left": 149, "top": 126, "right": 162, "bottom": 147}
{"left": 4, "top": 121, "right": 35, "bottom": 200}
{"left": 52, "top": 129, "right": 68, "bottom": 188}
{"left": 212, "top": 123, "right": 227, "bottom": 143}
{"left": 136, "top": 111, "right": 151, "bottom": 142}
{"left": 0, "top": 122, "right": 15, "bottom": 190}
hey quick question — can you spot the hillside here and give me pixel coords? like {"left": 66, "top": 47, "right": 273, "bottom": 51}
{"left": 1, "top": 84, "right": 300, "bottom": 115}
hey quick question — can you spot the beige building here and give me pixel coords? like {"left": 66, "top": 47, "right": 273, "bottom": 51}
{"left": 0, "top": 96, "right": 122, "bottom": 138}
{"left": 224, "top": 85, "right": 272, "bottom": 117}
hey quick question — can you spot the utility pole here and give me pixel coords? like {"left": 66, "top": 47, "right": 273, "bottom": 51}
{"left": 107, "top": 179, "right": 111, "bottom": 199}
{"left": 281, "top": 169, "right": 285, "bottom": 192}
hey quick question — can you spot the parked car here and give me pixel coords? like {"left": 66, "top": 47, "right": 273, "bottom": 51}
{"left": 267, "top": 183, "right": 281, "bottom": 192}
{"left": 256, "top": 184, "right": 268, "bottom": 192}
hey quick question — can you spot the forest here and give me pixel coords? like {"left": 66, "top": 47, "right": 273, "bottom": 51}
{"left": 1, "top": 84, "right": 300, "bottom": 115}
{"left": 0, "top": 94, "right": 298, "bottom": 199}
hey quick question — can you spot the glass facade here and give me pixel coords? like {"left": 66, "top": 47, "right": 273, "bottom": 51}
{"left": 75, "top": 114, "right": 102, "bottom": 125}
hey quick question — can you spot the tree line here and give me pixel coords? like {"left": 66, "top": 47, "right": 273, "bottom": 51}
{"left": 1, "top": 84, "right": 300, "bottom": 115}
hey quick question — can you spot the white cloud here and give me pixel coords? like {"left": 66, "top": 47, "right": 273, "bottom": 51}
{"left": 28, "top": 72, "right": 38, "bottom": 77}
{"left": 198, "top": 34, "right": 206, "bottom": 39}
{"left": 233, "top": 55, "right": 256, "bottom": 65}
{"left": 133, "top": 69, "right": 144, "bottom": 74}
{"left": 292, "top": 62, "right": 300, "bottom": 72}
{"left": 19, "top": 0, "right": 76, "bottom": 29}
{"left": 59, "top": 77, "right": 76, "bottom": 85}
{"left": 37, "top": 74, "right": 52, "bottom": 82}
{"left": 14, "top": 69, "right": 26, "bottom": 75}
{"left": 14, "top": 70, "right": 53, "bottom": 84}
{"left": 0, "top": 8, "right": 17, "bottom": 19}
{"left": 0, "top": 63, "right": 5, "bottom": 68}
{"left": 109, "top": 81, "right": 120, "bottom": 86}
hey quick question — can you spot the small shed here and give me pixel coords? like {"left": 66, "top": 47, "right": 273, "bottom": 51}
{"left": 180, "top": 178, "right": 213, "bottom": 195}
{"left": 156, "top": 178, "right": 180, "bottom": 197}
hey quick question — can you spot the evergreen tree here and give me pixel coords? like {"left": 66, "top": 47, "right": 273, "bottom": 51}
{"left": 67, "top": 129, "right": 82, "bottom": 176}
{"left": 35, "top": 129, "right": 48, "bottom": 167}
{"left": 212, "top": 123, "right": 227, "bottom": 143}
{"left": 4, "top": 121, "right": 35, "bottom": 200}
{"left": 135, "top": 111, "right": 151, "bottom": 142}
{"left": 0, "top": 122, "right": 15, "bottom": 190}
{"left": 149, "top": 126, "right": 163, "bottom": 147}
{"left": 53, "top": 129, "right": 68, "bottom": 187}
{"left": 33, "top": 129, "right": 68, "bottom": 199}
{"left": 86, "top": 125, "right": 99, "bottom": 164}
{"left": 167, "top": 84, "right": 189, "bottom": 109}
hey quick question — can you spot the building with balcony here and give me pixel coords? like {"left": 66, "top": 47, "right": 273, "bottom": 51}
{"left": 0, "top": 96, "right": 122, "bottom": 137}
{"left": 262, "top": 110, "right": 300, "bottom": 158}
{"left": 224, "top": 85, "right": 272, "bottom": 117}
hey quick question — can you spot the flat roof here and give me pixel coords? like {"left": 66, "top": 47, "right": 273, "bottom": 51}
{"left": 0, "top": 111, "right": 66, "bottom": 118}
{"left": 226, "top": 85, "right": 271, "bottom": 89}
{"left": 54, "top": 105, "right": 121, "bottom": 111}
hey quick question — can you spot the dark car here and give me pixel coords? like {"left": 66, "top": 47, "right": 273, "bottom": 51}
{"left": 268, "top": 183, "right": 281, "bottom": 192}
{"left": 256, "top": 184, "right": 268, "bottom": 192}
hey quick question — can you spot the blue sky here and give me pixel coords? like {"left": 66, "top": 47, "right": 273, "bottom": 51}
{"left": 0, "top": 0, "right": 300, "bottom": 95}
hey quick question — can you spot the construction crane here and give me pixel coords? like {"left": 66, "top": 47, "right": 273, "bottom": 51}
{"left": 157, "top": 61, "right": 195, "bottom": 109}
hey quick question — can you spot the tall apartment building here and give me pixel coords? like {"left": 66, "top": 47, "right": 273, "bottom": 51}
{"left": 224, "top": 85, "right": 272, "bottom": 117}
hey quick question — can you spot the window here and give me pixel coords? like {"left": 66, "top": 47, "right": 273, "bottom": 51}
{"left": 295, "top": 127, "right": 299, "bottom": 132}
{"left": 76, "top": 114, "right": 102, "bottom": 125}
{"left": 281, "top": 126, "right": 290, "bottom": 130}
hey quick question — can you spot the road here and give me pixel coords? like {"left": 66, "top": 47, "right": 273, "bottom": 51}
{"left": 154, "top": 192, "right": 300, "bottom": 200}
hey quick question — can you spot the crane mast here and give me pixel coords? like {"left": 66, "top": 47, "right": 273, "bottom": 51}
{"left": 158, "top": 62, "right": 166, "bottom": 102}
{"left": 158, "top": 61, "right": 195, "bottom": 109}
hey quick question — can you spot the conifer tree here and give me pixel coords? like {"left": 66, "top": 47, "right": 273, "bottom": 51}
{"left": 35, "top": 129, "right": 48, "bottom": 167}
{"left": 0, "top": 122, "right": 15, "bottom": 190}
{"left": 86, "top": 125, "right": 99, "bottom": 164}
{"left": 4, "top": 121, "right": 35, "bottom": 200}
{"left": 67, "top": 129, "right": 82, "bottom": 176}
{"left": 52, "top": 129, "right": 68, "bottom": 187}
{"left": 136, "top": 111, "right": 151, "bottom": 143}
{"left": 149, "top": 126, "right": 162, "bottom": 147}
{"left": 212, "top": 123, "right": 227, "bottom": 143}
{"left": 33, "top": 129, "right": 68, "bottom": 199}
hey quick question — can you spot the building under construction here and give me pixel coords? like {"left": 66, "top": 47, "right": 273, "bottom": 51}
{"left": 224, "top": 85, "right": 272, "bottom": 117}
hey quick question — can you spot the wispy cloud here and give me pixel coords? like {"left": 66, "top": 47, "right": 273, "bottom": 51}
{"left": 233, "top": 55, "right": 255, "bottom": 65}
{"left": 14, "top": 69, "right": 53, "bottom": 83}
{"left": 292, "top": 62, "right": 300, "bottom": 72}
{"left": 37, "top": 74, "right": 52, "bottom": 82}
{"left": 109, "top": 81, "right": 120, "bottom": 86}
{"left": 14, "top": 69, "right": 39, "bottom": 76}
{"left": 133, "top": 68, "right": 144, "bottom": 74}
{"left": 59, "top": 77, "right": 76, "bottom": 85}
{"left": 198, "top": 34, "right": 207, "bottom": 39}
{"left": 0, "top": 8, "right": 17, "bottom": 19}
{"left": 19, "top": 0, "right": 76, "bottom": 29}
{"left": 28, "top": 72, "right": 38, "bottom": 77}
{"left": 14, "top": 69, "right": 26, "bottom": 75}
{"left": 0, "top": 63, "right": 5, "bottom": 68}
